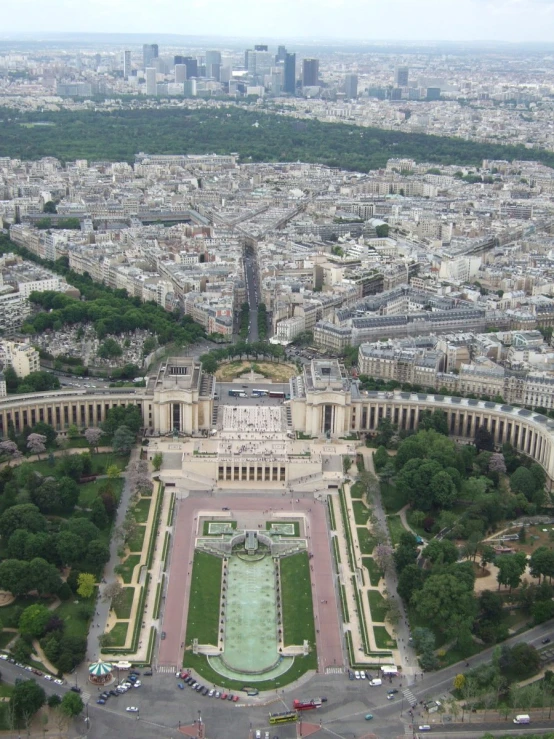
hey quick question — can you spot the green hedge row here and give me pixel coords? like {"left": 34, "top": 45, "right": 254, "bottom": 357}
{"left": 338, "top": 486, "right": 355, "bottom": 571}
{"left": 153, "top": 575, "right": 164, "bottom": 620}
{"left": 352, "top": 575, "right": 371, "bottom": 655}
{"left": 145, "top": 483, "right": 164, "bottom": 570}
{"left": 328, "top": 497, "right": 337, "bottom": 530}
{"left": 166, "top": 492, "right": 175, "bottom": 526}
{"left": 339, "top": 583, "right": 350, "bottom": 624}
{"left": 162, "top": 532, "right": 171, "bottom": 571}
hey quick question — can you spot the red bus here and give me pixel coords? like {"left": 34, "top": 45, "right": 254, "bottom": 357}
{"left": 269, "top": 391, "right": 285, "bottom": 399}
{"left": 293, "top": 698, "right": 322, "bottom": 711}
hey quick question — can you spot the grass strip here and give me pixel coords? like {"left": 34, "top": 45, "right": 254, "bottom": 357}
{"left": 332, "top": 536, "right": 341, "bottom": 568}
{"left": 166, "top": 492, "right": 176, "bottom": 526}
{"left": 352, "top": 575, "right": 370, "bottom": 654}
{"left": 374, "top": 625, "right": 397, "bottom": 650}
{"left": 146, "top": 483, "right": 164, "bottom": 570}
{"left": 185, "top": 552, "right": 223, "bottom": 646}
{"left": 328, "top": 497, "right": 337, "bottom": 530}
{"left": 340, "top": 583, "right": 350, "bottom": 624}
{"left": 280, "top": 552, "right": 316, "bottom": 649}
{"left": 162, "top": 532, "right": 171, "bottom": 571}
{"left": 153, "top": 575, "right": 164, "bottom": 620}
{"left": 145, "top": 626, "right": 156, "bottom": 665}
{"left": 338, "top": 485, "right": 355, "bottom": 571}
{"left": 362, "top": 557, "right": 383, "bottom": 587}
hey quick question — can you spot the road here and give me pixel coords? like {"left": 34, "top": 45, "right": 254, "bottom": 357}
{"left": 244, "top": 250, "right": 259, "bottom": 342}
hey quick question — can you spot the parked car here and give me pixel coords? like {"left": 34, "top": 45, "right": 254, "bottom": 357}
{"left": 133, "top": 681, "right": 142, "bottom": 688}
{"left": 143, "top": 670, "right": 153, "bottom": 676}
{"left": 388, "top": 689, "right": 399, "bottom": 695}
{"left": 365, "top": 714, "right": 373, "bottom": 721}
{"left": 70, "top": 686, "right": 82, "bottom": 694}
{"left": 160, "top": 632, "right": 166, "bottom": 640}
{"left": 208, "top": 690, "right": 215, "bottom": 697}
{"left": 542, "top": 637, "right": 551, "bottom": 644}
{"left": 97, "top": 699, "right": 106, "bottom": 705}
{"left": 202, "top": 687, "right": 209, "bottom": 696}
{"left": 177, "top": 683, "right": 184, "bottom": 690}
{"left": 418, "top": 726, "right": 431, "bottom": 732}
{"left": 126, "top": 706, "right": 139, "bottom": 713}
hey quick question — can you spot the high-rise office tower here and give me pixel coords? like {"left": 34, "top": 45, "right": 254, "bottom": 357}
{"left": 123, "top": 50, "right": 132, "bottom": 79}
{"left": 205, "top": 50, "right": 222, "bottom": 80}
{"left": 284, "top": 52, "right": 296, "bottom": 94}
{"left": 174, "top": 55, "right": 186, "bottom": 65}
{"left": 254, "top": 44, "right": 268, "bottom": 51}
{"left": 143, "top": 44, "right": 159, "bottom": 69}
{"left": 276, "top": 45, "right": 287, "bottom": 62}
{"left": 395, "top": 66, "right": 409, "bottom": 87}
{"left": 302, "top": 58, "right": 319, "bottom": 87}
{"left": 344, "top": 73, "right": 358, "bottom": 99}
{"left": 182, "top": 57, "right": 198, "bottom": 79}
{"left": 174, "top": 64, "right": 187, "bottom": 83}
{"left": 145, "top": 67, "right": 157, "bottom": 95}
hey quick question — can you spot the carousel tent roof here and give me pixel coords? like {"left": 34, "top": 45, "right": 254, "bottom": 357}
{"left": 88, "top": 660, "right": 113, "bottom": 676}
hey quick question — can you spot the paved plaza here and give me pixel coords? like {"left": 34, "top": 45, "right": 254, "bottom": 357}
{"left": 221, "top": 404, "right": 286, "bottom": 433}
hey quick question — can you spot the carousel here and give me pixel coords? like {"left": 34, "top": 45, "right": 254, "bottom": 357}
{"left": 88, "top": 659, "right": 114, "bottom": 686}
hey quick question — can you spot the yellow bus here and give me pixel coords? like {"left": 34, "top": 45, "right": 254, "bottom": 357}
{"left": 268, "top": 710, "right": 298, "bottom": 725}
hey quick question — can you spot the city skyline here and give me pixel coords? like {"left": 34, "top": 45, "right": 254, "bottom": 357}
{"left": 4, "top": 0, "right": 554, "bottom": 42}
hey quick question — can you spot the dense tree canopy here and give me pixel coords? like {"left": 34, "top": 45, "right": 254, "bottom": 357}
{"left": 1, "top": 107, "right": 554, "bottom": 170}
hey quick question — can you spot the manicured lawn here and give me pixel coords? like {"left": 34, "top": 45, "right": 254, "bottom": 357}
{"left": 90, "top": 452, "right": 129, "bottom": 474}
{"left": 133, "top": 498, "right": 152, "bottom": 524}
{"left": 114, "top": 588, "right": 135, "bottom": 619}
{"left": 118, "top": 554, "right": 141, "bottom": 584}
{"left": 128, "top": 525, "right": 147, "bottom": 553}
{"left": 362, "top": 557, "right": 383, "bottom": 587}
{"left": 53, "top": 598, "right": 93, "bottom": 639}
{"left": 104, "top": 622, "right": 129, "bottom": 648}
{"left": 350, "top": 481, "right": 365, "bottom": 499}
{"left": 439, "top": 639, "right": 484, "bottom": 668}
{"left": 0, "top": 596, "right": 50, "bottom": 628}
{"left": 352, "top": 501, "right": 370, "bottom": 525}
{"left": 368, "top": 590, "right": 388, "bottom": 622}
{"left": 185, "top": 551, "right": 223, "bottom": 646}
{"left": 387, "top": 515, "right": 407, "bottom": 546}
{"left": 78, "top": 478, "right": 124, "bottom": 508}
{"left": 280, "top": 552, "right": 316, "bottom": 649}
{"left": 374, "top": 625, "right": 397, "bottom": 649}
{"left": 0, "top": 684, "right": 13, "bottom": 699}
{"left": 357, "top": 527, "right": 376, "bottom": 555}
{"left": 183, "top": 650, "right": 316, "bottom": 691}
{"left": 381, "top": 482, "right": 407, "bottom": 515}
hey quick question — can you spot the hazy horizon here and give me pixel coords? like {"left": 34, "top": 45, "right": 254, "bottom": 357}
{"left": 3, "top": 0, "right": 554, "bottom": 44}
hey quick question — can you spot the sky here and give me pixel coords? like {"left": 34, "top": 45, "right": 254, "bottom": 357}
{"left": 4, "top": 0, "right": 554, "bottom": 43}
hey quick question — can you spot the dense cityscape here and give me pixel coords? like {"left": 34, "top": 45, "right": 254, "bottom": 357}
{"left": 0, "top": 24, "right": 554, "bottom": 739}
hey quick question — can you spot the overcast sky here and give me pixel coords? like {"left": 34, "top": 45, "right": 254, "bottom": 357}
{"left": 4, "top": 0, "right": 554, "bottom": 42}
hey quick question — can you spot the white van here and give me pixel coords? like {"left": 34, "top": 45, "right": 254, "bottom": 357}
{"left": 369, "top": 678, "right": 382, "bottom": 686}
{"left": 513, "top": 715, "right": 530, "bottom": 724}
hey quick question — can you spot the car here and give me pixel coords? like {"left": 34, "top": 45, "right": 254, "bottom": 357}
{"left": 54, "top": 679, "right": 64, "bottom": 686}
{"left": 348, "top": 670, "right": 354, "bottom": 680}
{"left": 364, "top": 672, "right": 373, "bottom": 679}
{"left": 232, "top": 695, "right": 239, "bottom": 702}
{"left": 265, "top": 733, "right": 270, "bottom": 739}
{"left": 180, "top": 671, "right": 189, "bottom": 679}
{"left": 227, "top": 694, "right": 234, "bottom": 701}
{"left": 202, "top": 687, "right": 209, "bottom": 696}
{"left": 196, "top": 684, "right": 204, "bottom": 692}
{"left": 365, "top": 714, "right": 373, "bottom": 721}
{"left": 0, "top": 655, "right": 6, "bottom": 661}
{"left": 160, "top": 632, "right": 166, "bottom": 640}
{"left": 24, "top": 666, "right": 33, "bottom": 672}
{"left": 187, "top": 677, "right": 195, "bottom": 685}
{"left": 255, "top": 731, "right": 262, "bottom": 739}
{"left": 388, "top": 689, "right": 399, "bottom": 695}
{"left": 70, "top": 686, "right": 82, "bottom": 694}
{"left": 360, "top": 671, "right": 366, "bottom": 679}
{"left": 126, "top": 706, "right": 139, "bottom": 713}
{"left": 542, "top": 637, "right": 551, "bottom": 644}
{"left": 109, "top": 690, "right": 118, "bottom": 697}
{"left": 130, "top": 671, "right": 141, "bottom": 676}
{"left": 222, "top": 507, "right": 229, "bottom": 511}
{"left": 208, "top": 690, "right": 215, "bottom": 697}
{"left": 387, "top": 694, "right": 395, "bottom": 700}
{"left": 32, "top": 669, "right": 43, "bottom": 676}
{"left": 133, "top": 681, "right": 142, "bottom": 688}
{"left": 221, "top": 692, "right": 228, "bottom": 700}
{"left": 116, "top": 686, "right": 127, "bottom": 693}
{"left": 178, "top": 682, "right": 184, "bottom": 690}
{"left": 418, "top": 726, "right": 431, "bottom": 732}
{"left": 143, "top": 670, "right": 153, "bottom": 676}
{"left": 100, "top": 692, "right": 110, "bottom": 700}
{"left": 215, "top": 691, "right": 221, "bottom": 698}
{"left": 247, "top": 689, "right": 259, "bottom": 696}
{"left": 354, "top": 670, "right": 361, "bottom": 679}
{"left": 97, "top": 699, "right": 106, "bottom": 705}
